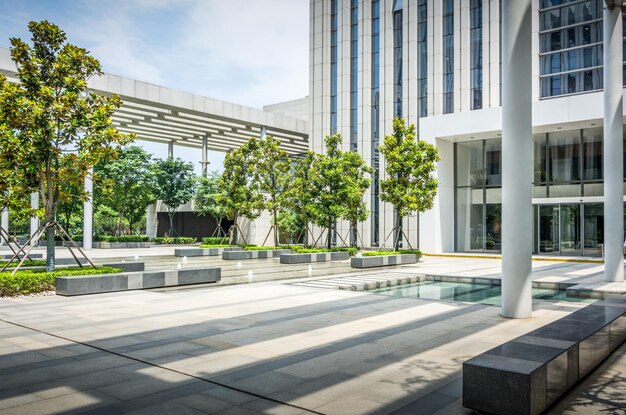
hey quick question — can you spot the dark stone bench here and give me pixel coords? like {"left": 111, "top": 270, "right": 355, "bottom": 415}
{"left": 56, "top": 266, "right": 221, "bottom": 296}
{"left": 280, "top": 251, "right": 350, "bottom": 264}
{"left": 350, "top": 253, "right": 418, "bottom": 268}
{"left": 222, "top": 249, "right": 291, "bottom": 260}
{"left": 174, "top": 247, "right": 242, "bottom": 257}
{"left": 463, "top": 298, "right": 626, "bottom": 415}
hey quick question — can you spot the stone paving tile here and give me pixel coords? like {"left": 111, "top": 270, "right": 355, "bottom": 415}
{"left": 0, "top": 390, "right": 121, "bottom": 415}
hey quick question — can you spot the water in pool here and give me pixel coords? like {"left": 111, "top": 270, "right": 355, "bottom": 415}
{"left": 371, "top": 281, "right": 596, "bottom": 306}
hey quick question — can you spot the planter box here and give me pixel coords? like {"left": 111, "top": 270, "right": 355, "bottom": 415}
{"left": 174, "top": 247, "right": 242, "bottom": 257}
{"left": 280, "top": 251, "right": 350, "bottom": 264}
{"left": 0, "top": 253, "right": 43, "bottom": 260}
{"left": 39, "top": 241, "right": 83, "bottom": 247}
{"left": 92, "top": 242, "right": 151, "bottom": 249}
{"left": 350, "top": 254, "right": 418, "bottom": 268}
{"left": 222, "top": 249, "right": 291, "bottom": 260}
{"left": 56, "top": 266, "right": 220, "bottom": 296}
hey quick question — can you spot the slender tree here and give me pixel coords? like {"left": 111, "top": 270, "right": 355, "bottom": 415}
{"left": 152, "top": 157, "right": 196, "bottom": 237}
{"left": 255, "top": 136, "right": 292, "bottom": 246}
{"left": 0, "top": 21, "right": 132, "bottom": 271}
{"left": 379, "top": 117, "right": 440, "bottom": 251}
{"left": 217, "top": 139, "right": 263, "bottom": 245}
{"left": 286, "top": 151, "right": 317, "bottom": 246}
{"left": 95, "top": 146, "right": 156, "bottom": 235}
{"left": 195, "top": 171, "right": 228, "bottom": 238}
{"left": 341, "top": 149, "right": 372, "bottom": 247}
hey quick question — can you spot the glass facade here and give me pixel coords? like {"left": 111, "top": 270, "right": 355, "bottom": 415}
{"left": 539, "top": 0, "right": 604, "bottom": 98}
{"left": 330, "top": 0, "right": 338, "bottom": 134}
{"left": 350, "top": 0, "right": 358, "bottom": 151}
{"left": 393, "top": 0, "right": 403, "bottom": 118}
{"left": 455, "top": 127, "right": 626, "bottom": 256}
{"left": 470, "top": 0, "right": 482, "bottom": 110}
{"left": 417, "top": 0, "right": 427, "bottom": 117}
{"left": 443, "top": 0, "right": 454, "bottom": 113}
{"left": 371, "top": 0, "right": 380, "bottom": 245}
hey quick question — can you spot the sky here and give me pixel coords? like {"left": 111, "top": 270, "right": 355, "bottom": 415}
{"left": 0, "top": 0, "right": 309, "bottom": 173}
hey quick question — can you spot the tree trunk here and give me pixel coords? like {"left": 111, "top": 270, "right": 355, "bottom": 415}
{"left": 45, "top": 222, "right": 55, "bottom": 272}
{"left": 394, "top": 213, "right": 403, "bottom": 252}
{"left": 273, "top": 208, "right": 278, "bottom": 247}
{"left": 231, "top": 212, "right": 238, "bottom": 245}
{"left": 168, "top": 210, "right": 175, "bottom": 237}
{"left": 326, "top": 224, "right": 332, "bottom": 250}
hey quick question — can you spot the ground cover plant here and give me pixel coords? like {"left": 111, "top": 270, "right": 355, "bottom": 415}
{"left": 242, "top": 245, "right": 288, "bottom": 251}
{"left": 0, "top": 260, "right": 47, "bottom": 268}
{"left": 0, "top": 266, "right": 122, "bottom": 297}
{"left": 361, "top": 249, "right": 422, "bottom": 257}
{"left": 291, "top": 247, "right": 358, "bottom": 256}
{"left": 198, "top": 244, "right": 233, "bottom": 248}
{"left": 201, "top": 237, "right": 231, "bottom": 245}
{"left": 151, "top": 237, "right": 197, "bottom": 245}
{"left": 96, "top": 235, "right": 149, "bottom": 243}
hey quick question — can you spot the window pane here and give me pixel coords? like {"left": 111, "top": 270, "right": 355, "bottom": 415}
{"left": 456, "top": 187, "right": 484, "bottom": 251}
{"left": 456, "top": 140, "right": 484, "bottom": 187}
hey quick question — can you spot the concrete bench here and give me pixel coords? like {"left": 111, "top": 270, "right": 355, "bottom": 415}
{"left": 222, "top": 249, "right": 291, "bottom": 260}
{"left": 463, "top": 298, "right": 626, "bottom": 415}
{"left": 350, "top": 253, "right": 418, "bottom": 268}
{"left": 280, "top": 251, "right": 350, "bottom": 264}
{"left": 56, "top": 266, "right": 221, "bottom": 296}
{"left": 174, "top": 247, "right": 242, "bottom": 257}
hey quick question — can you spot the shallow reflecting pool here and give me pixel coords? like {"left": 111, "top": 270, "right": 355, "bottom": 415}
{"left": 371, "top": 281, "right": 596, "bottom": 306}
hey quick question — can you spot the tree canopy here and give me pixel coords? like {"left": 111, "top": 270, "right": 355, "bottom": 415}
{"left": 379, "top": 117, "right": 440, "bottom": 250}
{"left": 0, "top": 21, "right": 133, "bottom": 271}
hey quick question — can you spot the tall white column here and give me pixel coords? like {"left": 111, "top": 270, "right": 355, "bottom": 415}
{"left": 603, "top": 1, "right": 624, "bottom": 282}
{"left": 83, "top": 169, "right": 93, "bottom": 250}
{"left": 29, "top": 192, "right": 39, "bottom": 247}
{"left": 168, "top": 140, "right": 174, "bottom": 158}
{"left": 501, "top": 0, "right": 532, "bottom": 319}
{"left": 0, "top": 209, "right": 8, "bottom": 245}
{"left": 201, "top": 134, "right": 209, "bottom": 177}
{"left": 260, "top": 126, "right": 267, "bottom": 139}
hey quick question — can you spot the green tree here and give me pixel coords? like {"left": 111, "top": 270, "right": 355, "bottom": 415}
{"left": 306, "top": 134, "right": 371, "bottom": 249}
{"left": 217, "top": 139, "right": 263, "bottom": 245}
{"left": 95, "top": 146, "right": 155, "bottom": 235}
{"left": 0, "top": 21, "right": 132, "bottom": 271}
{"left": 195, "top": 171, "right": 228, "bottom": 238}
{"left": 255, "top": 136, "right": 292, "bottom": 246}
{"left": 379, "top": 118, "right": 440, "bottom": 251}
{"left": 152, "top": 157, "right": 196, "bottom": 237}
{"left": 286, "top": 151, "right": 316, "bottom": 246}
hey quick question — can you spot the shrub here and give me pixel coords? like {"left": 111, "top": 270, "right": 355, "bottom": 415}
{"left": 151, "top": 237, "right": 197, "bottom": 245}
{"left": 201, "top": 237, "right": 231, "bottom": 245}
{"left": 0, "top": 266, "right": 122, "bottom": 297}
{"left": 0, "top": 260, "right": 47, "bottom": 268}
{"left": 198, "top": 244, "right": 233, "bottom": 248}
{"left": 242, "top": 245, "right": 289, "bottom": 251}
{"left": 95, "top": 235, "right": 150, "bottom": 243}
{"left": 361, "top": 249, "right": 422, "bottom": 257}
{"left": 291, "top": 247, "right": 358, "bottom": 256}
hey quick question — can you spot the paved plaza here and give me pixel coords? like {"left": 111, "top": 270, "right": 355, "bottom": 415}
{"left": 1, "top": 249, "right": 626, "bottom": 414}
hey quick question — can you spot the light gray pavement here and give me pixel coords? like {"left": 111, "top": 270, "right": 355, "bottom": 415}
{"left": 0, "top": 278, "right": 590, "bottom": 414}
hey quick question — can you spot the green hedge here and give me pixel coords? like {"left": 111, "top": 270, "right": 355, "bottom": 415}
{"left": 361, "top": 249, "right": 422, "bottom": 257}
{"left": 95, "top": 235, "right": 150, "bottom": 243}
{"left": 198, "top": 244, "right": 234, "bottom": 248}
{"left": 242, "top": 245, "right": 289, "bottom": 251}
{"left": 291, "top": 247, "right": 358, "bottom": 256}
{"left": 0, "top": 260, "right": 47, "bottom": 268}
{"left": 201, "top": 237, "right": 231, "bottom": 245}
{"left": 0, "top": 266, "right": 122, "bottom": 297}
{"left": 151, "top": 237, "right": 197, "bottom": 245}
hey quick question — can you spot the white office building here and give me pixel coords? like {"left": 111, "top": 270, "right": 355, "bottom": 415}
{"left": 309, "top": 0, "right": 626, "bottom": 257}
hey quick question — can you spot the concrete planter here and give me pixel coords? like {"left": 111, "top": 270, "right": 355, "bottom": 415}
{"left": 351, "top": 254, "right": 418, "bottom": 268}
{"left": 222, "top": 249, "right": 291, "bottom": 260}
{"left": 280, "top": 251, "right": 350, "bottom": 264}
{"left": 92, "top": 242, "right": 151, "bottom": 249}
{"left": 174, "top": 247, "right": 242, "bottom": 257}
{"left": 56, "top": 266, "right": 220, "bottom": 296}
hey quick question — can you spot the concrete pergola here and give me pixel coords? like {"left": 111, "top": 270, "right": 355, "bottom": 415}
{"left": 501, "top": 0, "right": 624, "bottom": 318}
{"left": 0, "top": 46, "right": 309, "bottom": 249}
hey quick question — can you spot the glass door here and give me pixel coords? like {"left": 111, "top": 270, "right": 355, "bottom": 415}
{"left": 539, "top": 205, "right": 559, "bottom": 254}
{"left": 583, "top": 203, "right": 603, "bottom": 256}
{"left": 560, "top": 204, "right": 581, "bottom": 255}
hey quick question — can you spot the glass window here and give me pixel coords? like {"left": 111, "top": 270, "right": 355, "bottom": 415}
{"left": 534, "top": 134, "right": 548, "bottom": 197}
{"left": 456, "top": 187, "right": 484, "bottom": 251}
{"left": 456, "top": 141, "right": 484, "bottom": 187}
{"left": 443, "top": 0, "right": 454, "bottom": 114}
{"left": 548, "top": 130, "right": 581, "bottom": 197}
{"left": 485, "top": 139, "right": 501, "bottom": 186}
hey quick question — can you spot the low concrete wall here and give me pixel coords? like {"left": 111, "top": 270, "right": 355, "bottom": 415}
{"left": 0, "top": 253, "right": 43, "bottom": 260}
{"left": 351, "top": 254, "right": 418, "bottom": 268}
{"left": 280, "top": 251, "right": 350, "bottom": 264}
{"left": 56, "top": 266, "right": 221, "bottom": 296}
{"left": 92, "top": 242, "right": 151, "bottom": 249}
{"left": 174, "top": 247, "right": 242, "bottom": 257}
{"left": 222, "top": 249, "right": 291, "bottom": 260}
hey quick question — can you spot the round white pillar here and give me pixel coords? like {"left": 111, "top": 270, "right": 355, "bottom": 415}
{"left": 83, "top": 169, "right": 93, "bottom": 250}
{"left": 501, "top": 0, "right": 533, "bottom": 318}
{"left": 29, "top": 192, "right": 39, "bottom": 247}
{"left": 0, "top": 209, "right": 8, "bottom": 245}
{"left": 603, "top": 3, "right": 624, "bottom": 282}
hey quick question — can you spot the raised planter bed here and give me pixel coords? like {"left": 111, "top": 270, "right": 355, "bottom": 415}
{"left": 222, "top": 249, "right": 291, "bottom": 260}
{"left": 174, "top": 247, "right": 242, "bottom": 257}
{"left": 463, "top": 297, "right": 626, "bottom": 415}
{"left": 56, "top": 266, "right": 220, "bottom": 296}
{"left": 92, "top": 242, "right": 151, "bottom": 249}
{"left": 280, "top": 251, "right": 350, "bottom": 264}
{"left": 351, "top": 254, "right": 418, "bottom": 268}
